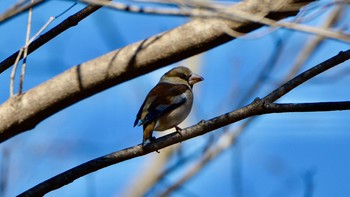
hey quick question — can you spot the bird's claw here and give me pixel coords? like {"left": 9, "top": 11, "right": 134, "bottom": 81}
{"left": 142, "top": 137, "right": 160, "bottom": 153}
{"left": 175, "top": 126, "right": 183, "bottom": 143}
{"left": 175, "top": 126, "right": 182, "bottom": 133}
{"left": 175, "top": 126, "right": 183, "bottom": 137}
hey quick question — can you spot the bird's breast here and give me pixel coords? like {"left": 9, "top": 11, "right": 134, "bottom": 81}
{"left": 154, "top": 91, "right": 193, "bottom": 131}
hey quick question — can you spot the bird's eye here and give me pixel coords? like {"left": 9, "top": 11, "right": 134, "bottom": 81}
{"left": 178, "top": 73, "right": 188, "bottom": 80}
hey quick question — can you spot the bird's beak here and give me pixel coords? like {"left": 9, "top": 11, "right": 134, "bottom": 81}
{"left": 189, "top": 73, "right": 204, "bottom": 85}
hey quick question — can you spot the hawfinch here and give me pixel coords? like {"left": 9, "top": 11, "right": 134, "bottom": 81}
{"left": 134, "top": 66, "right": 204, "bottom": 146}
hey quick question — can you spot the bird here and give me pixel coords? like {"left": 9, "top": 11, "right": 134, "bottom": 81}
{"left": 134, "top": 66, "right": 204, "bottom": 147}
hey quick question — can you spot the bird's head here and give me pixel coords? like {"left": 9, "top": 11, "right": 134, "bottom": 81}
{"left": 160, "top": 66, "right": 204, "bottom": 88}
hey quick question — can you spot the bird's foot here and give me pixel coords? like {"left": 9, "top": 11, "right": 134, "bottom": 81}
{"left": 142, "top": 137, "right": 160, "bottom": 153}
{"left": 175, "top": 126, "right": 182, "bottom": 132}
{"left": 175, "top": 126, "right": 183, "bottom": 143}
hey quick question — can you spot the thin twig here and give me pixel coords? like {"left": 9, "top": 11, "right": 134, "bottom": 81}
{"left": 8, "top": 3, "right": 76, "bottom": 95}
{"left": 264, "top": 101, "right": 350, "bottom": 112}
{"left": 10, "top": 16, "right": 56, "bottom": 96}
{"left": 29, "top": 16, "right": 55, "bottom": 44}
{"left": 19, "top": 0, "right": 33, "bottom": 94}
{"left": 10, "top": 48, "right": 24, "bottom": 97}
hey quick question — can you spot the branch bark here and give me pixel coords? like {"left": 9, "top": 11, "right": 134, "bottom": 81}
{"left": 18, "top": 48, "right": 350, "bottom": 196}
{"left": 0, "top": 0, "right": 315, "bottom": 142}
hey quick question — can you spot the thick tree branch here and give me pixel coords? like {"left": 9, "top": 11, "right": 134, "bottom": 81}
{"left": 0, "top": 0, "right": 315, "bottom": 142}
{"left": 18, "top": 49, "right": 350, "bottom": 196}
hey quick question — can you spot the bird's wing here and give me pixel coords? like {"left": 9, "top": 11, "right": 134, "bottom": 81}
{"left": 134, "top": 83, "right": 189, "bottom": 127}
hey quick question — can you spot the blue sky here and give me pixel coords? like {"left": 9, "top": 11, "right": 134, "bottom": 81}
{"left": 1, "top": 0, "right": 350, "bottom": 196}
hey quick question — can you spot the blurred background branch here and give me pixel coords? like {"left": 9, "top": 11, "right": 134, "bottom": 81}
{"left": 0, "top": 0, "right": 44, "bottom": 23}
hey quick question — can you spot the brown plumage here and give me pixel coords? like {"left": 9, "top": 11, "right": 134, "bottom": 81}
{"left": 134, "top": 66, "right": 204, "bottom": 146}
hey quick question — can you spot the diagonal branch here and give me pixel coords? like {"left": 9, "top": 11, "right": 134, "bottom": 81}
{"left": 263, "top": 102, "right": 350, "bottom": 112}
{"left": 18, "top": 49, "right": 350, "bottom": 196}
{"left": 0, "top": 0, "right": 315, "bottom": 142}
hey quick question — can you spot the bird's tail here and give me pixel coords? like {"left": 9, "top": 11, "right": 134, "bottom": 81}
{"left": 142, "top": 122, "right": 155, "bottom": 146}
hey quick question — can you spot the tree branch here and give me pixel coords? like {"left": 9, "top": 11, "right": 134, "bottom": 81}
{"left": 0, "top": 0, "right": 315, "bottom": 142}
{"left": 18, "top": 49, "right": 350, "bottom": 196}
{"left": 263, "top": 101, "right": 350, "bottom": 112}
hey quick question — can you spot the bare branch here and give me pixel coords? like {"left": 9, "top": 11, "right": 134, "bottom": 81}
{"left": 10, "top": 16, "right": 55, "bottom": 97}
{"left": 19, "top": 0, "right": 34, "bottom": 95}
{"left": 263, "top": 101, "right": 350, "bottom": 113}
{"left": 10, "top": 48, "right": 24, "bottom": 97}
